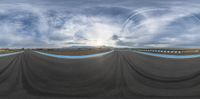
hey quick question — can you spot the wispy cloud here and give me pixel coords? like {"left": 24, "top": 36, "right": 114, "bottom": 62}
{"left": 0, "top": 1, "right": 199, "bottom": 48}
{"left": 120, "top": 4, "right": 200, "bottom": 48}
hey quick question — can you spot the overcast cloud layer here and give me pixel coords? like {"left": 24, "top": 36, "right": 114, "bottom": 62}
{"left": 0, "top": 0, "right": 199, "bottom": 48}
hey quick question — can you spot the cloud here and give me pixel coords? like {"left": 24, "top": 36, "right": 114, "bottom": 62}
{"left": 49, "top": 15, "right": 121, "bottom": 47}
{"left": 119, "top": 4, "right": 200, "bottom": 48}
{"left": 0, "top": 3, "right": 124, "bottom": 48}
{"left": 0, "top": 3, "right": 51, "bottom": 48}
{"left": 0, "top": 1, "right": 199, "bottom": 48}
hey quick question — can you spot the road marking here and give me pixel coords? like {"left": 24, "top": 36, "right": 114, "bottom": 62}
{"left": 0, "top": 51, "right": 23, "bottom": 57}
{"left": 34, "top": 50, "right": 114, "bottom": 59}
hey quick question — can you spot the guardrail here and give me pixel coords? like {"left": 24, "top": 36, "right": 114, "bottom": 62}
{"left": 0, "top": 51, "right": 24, "bottom": 57}
{"left": 131, "top": 49, "right": 200, "bottom": 55}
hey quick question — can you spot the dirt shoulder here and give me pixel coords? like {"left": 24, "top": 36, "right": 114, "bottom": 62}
{"left": 41, "top": 48, "right": 112, "bottom": 56}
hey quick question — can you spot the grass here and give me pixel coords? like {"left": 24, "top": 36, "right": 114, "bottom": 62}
{"left": 0, "top": 49, "right": 16, "bottom": 54}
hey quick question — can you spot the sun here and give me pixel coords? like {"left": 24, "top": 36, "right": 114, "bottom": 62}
{"left": 86, "top": 40, "right": 116, "bottom": 47}
{"left": 86, "top": 40, "right": 104, "bottom": 46}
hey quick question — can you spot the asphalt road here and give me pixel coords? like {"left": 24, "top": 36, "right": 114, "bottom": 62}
{"left": 0, "top": 50, "right": 199, "bottom": 99}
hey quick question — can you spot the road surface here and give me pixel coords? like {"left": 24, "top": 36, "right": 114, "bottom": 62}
{"left": 0, "top": 50, "right": 199, "bottom": 99}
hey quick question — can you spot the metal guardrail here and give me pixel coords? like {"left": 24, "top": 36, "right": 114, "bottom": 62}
{"left": 131, "top": 49, "right": 200, "bottom": 55}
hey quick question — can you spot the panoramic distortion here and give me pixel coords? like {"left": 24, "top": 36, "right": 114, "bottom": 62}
{"left": 0, "top": 0, "right": 199, "bottom": 99}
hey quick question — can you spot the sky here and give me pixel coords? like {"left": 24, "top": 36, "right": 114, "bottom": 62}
{"left": 0, "top": 0, "right": 199, "bottom": 48}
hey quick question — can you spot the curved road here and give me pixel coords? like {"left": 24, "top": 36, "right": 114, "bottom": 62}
{"left": 0, "top": 50, "right": 199, "bottom": 98}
